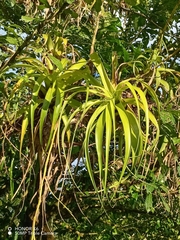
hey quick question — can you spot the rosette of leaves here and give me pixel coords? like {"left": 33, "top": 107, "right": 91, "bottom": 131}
{"left": 58, "top": 53, "right": 160, "bottom": 197}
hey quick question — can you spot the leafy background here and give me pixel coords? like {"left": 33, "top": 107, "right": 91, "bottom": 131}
{"left": 0, "top": 0, "right": 180, "bottom": 239}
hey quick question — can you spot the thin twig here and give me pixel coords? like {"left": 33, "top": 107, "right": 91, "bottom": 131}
{"left": 160, "top": 48, "right": 180, "bottom": 65}
{"left": 90, "top": 12, "right": 101, "bottom": 55}
{"left": 0, "top": 45, "right": 15, "bottom": 54}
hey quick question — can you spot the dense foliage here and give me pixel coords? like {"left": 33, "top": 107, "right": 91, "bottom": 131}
{"left": 0, "top": 0, "right": 180, "bottom": 239}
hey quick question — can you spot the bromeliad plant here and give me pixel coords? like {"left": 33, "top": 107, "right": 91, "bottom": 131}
{"left": 1, "top": 37, "right": 160, "bottom": 237}
{"left": 24, "top": 50, "right": 160, "bottom": 193}
{"left": 66, "top": 52, "right": 160, "bottom": 194}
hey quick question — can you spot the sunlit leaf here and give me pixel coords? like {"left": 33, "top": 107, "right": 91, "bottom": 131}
{"left": 39, "top": 81, "right": 56, "bottom": 145}
{"left": 116, "top": 103, "right": 131, "bottom": 183}
{"left": 85, "top": 103, "right": 107, "bottom": 191}
{"left": 90, "top": 52, "right": 114, "bottom": 93}
{"left": 95, "top": 111, "right": 105, "bottom": 186}
{"left": 48, "top": 55, "right": 63, "bottom": 71}
{"left": 104, "top": 104, "right": 112, "bottom": 191}
{"left": 20, "top": 110, "right": 29, "bottom": 155}
{"left": 21, "top": 15, "right": 34, "bottom": 22}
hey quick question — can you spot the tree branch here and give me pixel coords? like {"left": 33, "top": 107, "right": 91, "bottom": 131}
{"left": 119, "top": 5, "right": 161, "bottom": 29}
{"left": 0, "top": 5, "right": 68, "bottom": 72}
{"left": 90, "top": 12, "right": 101, "bottom": 55}
{"left": 157, "top": 0, "right": 180, "bottom": 47}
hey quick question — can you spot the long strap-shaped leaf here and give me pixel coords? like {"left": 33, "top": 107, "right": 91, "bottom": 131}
{"left": 126, "top": 110, "right": 143, "bottom": 166}
{"left": 68, "top": 58, "right": 87, "bottom": 70}
{"left": 20, "top": 110, "right": 29, "bottom": 157}
{"left": 30, "top": 76, "right": 44, "bottom": 152}
{"left": 95, "top": 111, "right": 105, "bottom": 191}
{"left": 84, "top": 103, "right": 107, "bottom": 191}
{"left": 61, "top": 91, "right": 101, "bottom": 158}
{"left": 133, "top": 86, "right": 149, "bottom": 151}
{"left": 90, "top": 52, "right": 114, "bottom": 93}
{"left": 139, "top": 104, "right": 160, "bottom": 151}
{"left": 39, "top": 81, "right": 56, "bottom": 145}
{"left": 116, "top": 103, "right": 131, "bottom": 183}
{"left": 142, "top": 81, "right": 160, "bottom": 113}
{"left": 46, "top": 87, "right": 64, "bottom": 150}
{"left": 104, "top": 104, "right": 113, "bottom": 193}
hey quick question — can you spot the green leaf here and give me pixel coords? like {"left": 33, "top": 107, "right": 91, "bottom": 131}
{"left": 160, "top": 111, "right": 176, "bottom": 126}
{"left": 90, "top": 52, "right": 113, "bottom": 93}
{"left": 126, "top": 110, "right": 143, "bottom": 165}
{"left": 21, "top": 16, "right": 34, "bottom": 22}
{"left": 104, "top": 104, "right": 112, "bottom": 191}
{"left": 12, "top": 198, "right": 22, "bottom": 207}
{"left": 71, "top": 146, "right": 80, "bottom": 155}
{"left": 85, "top": 103, "right": 106, "bottom": 191}
{"left": 39, "top": 0, "right": 50, "bottom": 7}
{"left": 6, "top": 36, "right": 18, "bottom": 45}
{"left": 124, "top": 0, "right": 140, "bottom": 6}
{"left": 145, "top": 193, "right": 154, "bottom": 213}
{"left": 66, "top": 0, "right": 74, "bottom": 3}
{"left": 134, "top": 86, "right": 149, "bottom": 149}
{"left": 146, "top": 184, "right": 156, "bottom": 193}
{"left": 158, "top": 192, "right": 170, "bottom": 212}
{"left": 177, "top": 165, "right": 180, "bottom": 177}
{"left": 93, "top": 0, "right": 102, "bottom": 12}
{"left": 57, "top": 68, "right": 89, "bottom": 90}
{"left": 159, "top": 136, "right": 168, "bottom": 153}
{"left": 116, "top": 103, "right": 131, "bottom": 183}
{"left": 10, "top": 77, "right": 25, "bottom": 98}
{"left": 47, "top": 35, "right": 54, "bottom": 52}
{"left": 39, "top": 82, "right": 56, "bottom": 145}
{"left": 20, "top": 111, "right": 29, "bottom": 155}
{"left": 95, "top": 111, "right": 105, "bottom": 185}
{"left": 68, "top": 58, "right": 87, "bottom": 70}
{"left": 48, "top": 55, "right": 63, "bottom": 71}
{"left": 30, "top": 76, "right": 44, "bottom": 148}
{"left": 84, "top": 0, "right": 94, "bottom": 4}
{"left": 46, "top": 88, "right": 64, "bottom": 150}
{"left": 172, "top": 137, "right": 180, "bottom": 145}
{"left": 9, "top": 158, "right": 14, "bottom": 198}
{"left": 160, "top": 79, "right": 170, "bottom": 91}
